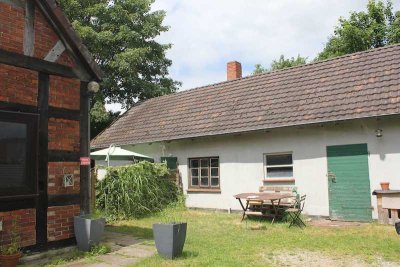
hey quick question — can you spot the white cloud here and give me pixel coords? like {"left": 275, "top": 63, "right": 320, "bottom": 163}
{"left": 107, "top": 0, "right": 400, "bottom": 112}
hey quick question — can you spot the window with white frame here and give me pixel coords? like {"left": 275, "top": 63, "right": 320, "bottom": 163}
{"left": 264, "top": 153, "right": 293, "bottom": 179}
{"left": 189, "top": 157, "right": 219, "bottom": 188}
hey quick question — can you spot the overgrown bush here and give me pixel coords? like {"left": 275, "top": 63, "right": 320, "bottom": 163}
{"left": 96, "top": 161, "right": 180, "bottom": 220}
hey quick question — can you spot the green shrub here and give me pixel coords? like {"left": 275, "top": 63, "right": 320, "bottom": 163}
{"left": 96, "top": 161, "right": 180, "bottom": 220}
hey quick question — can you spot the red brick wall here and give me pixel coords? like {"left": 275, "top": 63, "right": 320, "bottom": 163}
{"left": 0, "top": 209, "right": 36, "bottom": 248}
{"left": 56, "top": 52, "right": 76, "bottom": 68}
{"left": 0, "top": 3, "right": 24, "bottom": 53}
{"left": 47, "top": 205, "right": 80, "bottom": 242}
{"left": 0, "top": 64, "right": 38, "bottom": 106}
{"left": 48, "top": 118, "right": 80, "bottom": 151}
{"left": 49, "top": 76, "right": 80, "bottom": 110}
{"left": 48, "top": 162, "right": 80, "bottom": 195}
{"left": 34, "top": 8, "right": 59, "bottom": 59}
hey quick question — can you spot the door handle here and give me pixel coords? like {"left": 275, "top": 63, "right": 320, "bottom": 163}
{"left": 327, "top": 172, "right": 336, "bottom": 183}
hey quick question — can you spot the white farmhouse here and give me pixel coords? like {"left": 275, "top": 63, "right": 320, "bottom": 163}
{"left": 92, "top": 45, "right": 400, "bottom": 221}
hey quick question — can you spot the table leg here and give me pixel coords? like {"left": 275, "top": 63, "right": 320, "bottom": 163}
{"left": 271, "top": 199, "right": 282, "bottom": 224}
{"left": 237, "top": 198, "right": 248, "bottom": 221}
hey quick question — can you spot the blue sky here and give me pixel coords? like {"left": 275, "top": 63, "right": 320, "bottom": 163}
{"left": 107, "top": 0, "right": 400, "bottom": 112}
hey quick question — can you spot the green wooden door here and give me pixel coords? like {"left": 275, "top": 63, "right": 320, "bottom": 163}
{"left": 327, "top": 144, "right": 372, "bottom": 221}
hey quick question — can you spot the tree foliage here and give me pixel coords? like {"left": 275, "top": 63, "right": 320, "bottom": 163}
{"left": 317, "top": 0, "right": 400, "bottom": 60}
{"left": 90, "top": 101, "right": 120, "bottom": 139}
{"left": 252, "top": 55, "right": 307, "bottom": 74}
{"left": 59, "top": 0, "right": 181, "bottom": 108}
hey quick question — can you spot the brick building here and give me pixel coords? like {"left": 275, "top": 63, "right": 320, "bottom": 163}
{"left": 0, "top": 0, "right": 101, "bottom": 250}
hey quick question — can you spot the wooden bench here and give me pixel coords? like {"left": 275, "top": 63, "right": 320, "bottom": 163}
{"left": 259, "top": 186, "right": 297, "bottom": 206}
{"left": 247, "top": 186, "right": 297, "bottom": 215}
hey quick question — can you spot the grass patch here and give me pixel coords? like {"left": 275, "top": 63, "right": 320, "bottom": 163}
{"left": 107, "top": 209, "right": 400, "bottom": 267}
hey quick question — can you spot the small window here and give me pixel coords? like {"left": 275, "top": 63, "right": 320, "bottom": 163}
{"left": 189, "top": 157, "right": 219, "bottom": 189}
{"left": 264, "top": 153, "right": 293, "bottom": 179}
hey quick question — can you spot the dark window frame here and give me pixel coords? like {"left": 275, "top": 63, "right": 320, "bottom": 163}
{"left": 188, "top": 157, "right": 220, "bottom": 189}
{"left": 0, "top": 110, "right": 38, "bottom": 199}
{"left": 264, "top": 152, "right": 294, "bottom": 180}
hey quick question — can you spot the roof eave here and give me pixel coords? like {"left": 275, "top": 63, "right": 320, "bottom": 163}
{"left": 90, "top": 112, "right": 400, "bottom": 149}
{"left": 35, "top": 0, "right": 103, "bottom": 81}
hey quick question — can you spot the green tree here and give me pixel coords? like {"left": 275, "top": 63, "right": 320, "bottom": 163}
{"left": 317, "top": 0, "right": 400, "bottom": 60}
{"left": 59, "top": 0, "right": 181, "bottom": 108}
{"left": 252, "top": 55, "right": 307, "bottom": 74}
{"left": 90, "top": 101, "right": 120, "bottom": 139}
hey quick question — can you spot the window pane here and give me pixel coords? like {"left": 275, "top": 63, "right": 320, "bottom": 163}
{"left": 201, "top": 177, "right": 209, "bottom": 186}
{"left": 266, "top": 154, "right": 292, "bottom": 165}
{"left": 191, "top": 168, "right": 199, "bottom": 177}
{"left": 211, "top": 178, "right": 219, "bottom": 186}
{"left": 201, "top": 168, "right": 208, "bottom": 177}
{"left": 211, "top": 168, "right": 218, "bottom": 177}
{"left": 267, "top": 167, "right": 293, "bottom": 178}
{"left": 210, "top": 158, "right": 219, "bottom": 167}
{"left": 200, "top": 159, "right": 209, "bottom": 167}
{"left": 192, "top": 177, "right": 199, "bottom": 186}
{"left": 190, "top": 159, "right": 199, "bottom": 168}
{"left": 0, "top": 121, "right": 27, "bottom": 189}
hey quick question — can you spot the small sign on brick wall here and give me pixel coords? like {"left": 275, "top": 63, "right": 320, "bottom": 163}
{"left": 80, "top": 157, "right": 91, "bottom": 166}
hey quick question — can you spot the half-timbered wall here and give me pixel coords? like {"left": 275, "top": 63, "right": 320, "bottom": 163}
{"left": 0, "top": 0, "right": 91, "bottom": 250}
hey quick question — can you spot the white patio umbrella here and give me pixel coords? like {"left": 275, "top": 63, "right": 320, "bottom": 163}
{"left": 91, "top": 145, "right": 153, "bottom": 167}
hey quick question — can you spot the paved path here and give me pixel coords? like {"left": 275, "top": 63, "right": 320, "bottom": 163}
{"left": 21, "top": 231, "right": 156, "bottom": 267}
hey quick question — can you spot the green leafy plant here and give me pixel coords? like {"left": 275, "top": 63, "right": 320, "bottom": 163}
{"left": 96, "top": 161, "right": 181, "bottom": 220}
{"left": 157, "top": 194, "right": 187, "bottom": 224}
{"left": 0, "top": 217, "right": 21, "bottom": 255}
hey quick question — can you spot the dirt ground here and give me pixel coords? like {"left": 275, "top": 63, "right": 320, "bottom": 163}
{"left": 262, "top": 250, "right": 400, "bottom": 267}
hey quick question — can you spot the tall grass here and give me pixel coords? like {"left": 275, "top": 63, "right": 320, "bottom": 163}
{"left": 96, "top": 161, "right": 180, "bottom": 220}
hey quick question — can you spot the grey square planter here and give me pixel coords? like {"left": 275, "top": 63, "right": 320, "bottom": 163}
{"left": 74, "top": 215, "right": 106, "bottom": 251}
{"left": 152, "top": 223, "right": 187, "bottom": 259}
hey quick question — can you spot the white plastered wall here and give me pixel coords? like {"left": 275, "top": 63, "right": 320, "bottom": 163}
{"left": 124, "top": 117, "right": 400, "bottom": 219}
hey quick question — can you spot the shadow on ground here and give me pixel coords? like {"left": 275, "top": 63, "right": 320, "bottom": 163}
{"left": 106, "top": 225, "right": 154, "bottom": 239}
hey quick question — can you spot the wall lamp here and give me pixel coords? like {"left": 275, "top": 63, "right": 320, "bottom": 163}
{"left": 375, "top": 128, "right": 383, "bottom": 138}
{"left": 87, "top": 81, "right": 100, "bottom": 93}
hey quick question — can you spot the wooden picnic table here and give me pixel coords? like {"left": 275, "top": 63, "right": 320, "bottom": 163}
{"left": 234, "top": 192, "right": 293, "bottom": 223}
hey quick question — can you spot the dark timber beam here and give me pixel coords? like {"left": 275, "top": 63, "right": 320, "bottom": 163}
{"left": 0, "top": 48, "right": 78, "bottom": 79}
{"left": 80, "top": 82, "right": 91, "bottom": 214}
{"left": 36, "top": 72, "right": 49, "bottom": 249}
{"left": 23, "top": 0, "right": 35, "bottom": 56}
{"left": 48, "top": 194, "right": 81, "bottom": 206}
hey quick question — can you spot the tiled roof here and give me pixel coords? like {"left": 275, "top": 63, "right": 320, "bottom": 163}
{"left": 91, "top": 44, "right": 400, "bottom": 148}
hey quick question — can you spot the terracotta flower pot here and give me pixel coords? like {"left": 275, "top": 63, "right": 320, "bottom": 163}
{"left": 0, "top": 252, "right": 22, "bottom": 267}
{"left": 380, "top": 182, "right": 390, "bottom": 190}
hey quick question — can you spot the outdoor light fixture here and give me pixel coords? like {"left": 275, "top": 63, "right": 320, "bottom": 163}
{"left": 87, "top": 81, "right": 100, "bottom": 93}
{"left": 375, "top": 128, "right": 383, "bottom": 138}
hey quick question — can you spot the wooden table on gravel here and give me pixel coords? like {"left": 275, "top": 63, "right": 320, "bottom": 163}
{"left": 234, "top": 192, "right": 293, "bottom": 224}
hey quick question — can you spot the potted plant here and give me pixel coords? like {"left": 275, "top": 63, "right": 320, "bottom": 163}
{"left": 0, "top": 218, "right": 22, "bottom": 267}
{"left": 152, "top": 207, "right": 187, "bottom": 259}
{"left": 74, "top": 212, "right": 106, "bottom": 252}
{"left": 380, "top": 181, "right": 390, "bottom": 190}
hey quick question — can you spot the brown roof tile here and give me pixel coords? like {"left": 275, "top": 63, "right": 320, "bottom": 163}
{"left": 91, "top": 44, "right": 400, "bottom": 148}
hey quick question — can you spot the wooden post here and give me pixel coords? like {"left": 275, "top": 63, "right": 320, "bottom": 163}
{"left": 80, "top": 82, "right": 91, "bottom": 214}
{"left": 36, "top": 72, "right": 49, "bottom": 248}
